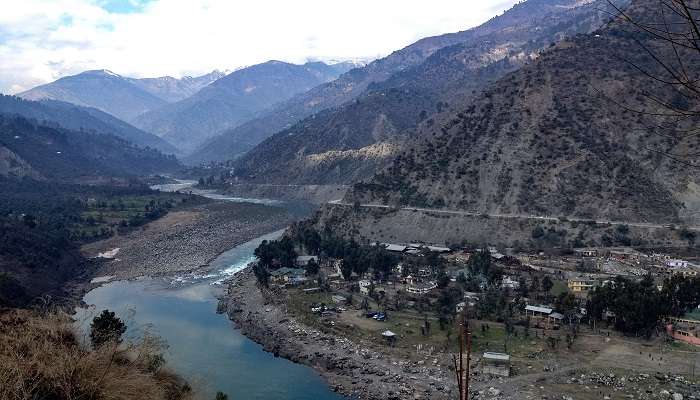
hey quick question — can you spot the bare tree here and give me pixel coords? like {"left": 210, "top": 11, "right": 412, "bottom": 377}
{"left": 606, "top": 0, "right": 700, "bottom": 166}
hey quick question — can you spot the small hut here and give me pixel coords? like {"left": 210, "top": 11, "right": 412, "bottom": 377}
{"left": 382, "top": 330, "right": 397, "bottom": 346}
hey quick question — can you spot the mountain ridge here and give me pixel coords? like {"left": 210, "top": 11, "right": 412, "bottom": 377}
{"left": 0, "top": 95, "right": 177, "bottom": 154}
{"left": 340, "top": 0, "right": 700, "bottom": 230}
{"left": 134, "top": 60, "right": 355, "bottom": 152}
{"left": 0, "top": 114, "right": 180, "bottom": 181}
{"left": 224, "top": 0, "right": 624, "bottom": 185}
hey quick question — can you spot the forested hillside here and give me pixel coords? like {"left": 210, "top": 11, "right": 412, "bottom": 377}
{"left": 0, "top": 115, "right": 180, "bottom": 181}
{"left": 0, "top": 95, "right": 177, "bottom": 153}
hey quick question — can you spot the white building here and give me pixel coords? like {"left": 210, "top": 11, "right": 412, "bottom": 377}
{"left": 666, "top": 259, "right": 689, "bottom": 268}
{"left": 406, "top": 281, "right": 437, "bottom": 295}
{"left": 501, "top": 276, "right": 520, "bottom": 290}
{"left": 359, "top": 279, "right": 372, "bottom": 295}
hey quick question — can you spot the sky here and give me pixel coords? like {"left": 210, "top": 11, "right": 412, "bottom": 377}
{"left": 0, "top": 0, "right": 519, "bottom": 94}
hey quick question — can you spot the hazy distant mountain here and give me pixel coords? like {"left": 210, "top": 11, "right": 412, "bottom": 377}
{"left": 127, "top": 70, "right": 227, "bottom": 103}
{"left": 133, "top": 61, "right": 355, "bottom": 152}
{"left": 0, "top": 95, "right": 177, "bottom": 154}
{"left": 226, "top": 0, "right": 623, "bottom": 184}
{"left": 0, "top": 115, "right": 180, "bottom": 181}
{"left": 18, "top": 70, "right": 167, "bottom": 122}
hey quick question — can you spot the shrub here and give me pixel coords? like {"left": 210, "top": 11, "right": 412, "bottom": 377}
{"left": 90, "top": 309, "right": 127, "bottom": 348}
{"left": 0, "top": 310, "right": 191, "bottom": 400}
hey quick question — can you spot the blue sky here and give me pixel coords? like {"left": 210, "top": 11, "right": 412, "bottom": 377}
{"left": 96, "top": 0, "right": 152, "bottom": 14}
{"left": 0, "top": 0, "right": 519, "bottom": 94}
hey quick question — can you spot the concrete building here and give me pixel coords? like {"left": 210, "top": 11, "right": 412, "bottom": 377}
{"left": 481, "top": 352, "right": 511, "bottom": 377}
{"left": 296, "top": 256, "right": 318, "bottom": 266}
{"left": 359, "top": 279, "right": 372, "bottom": 295}
{"left": 574, "top": 248, "right": 598, "bottom": 257}
{"left": 270, "top": 268, "right": 306, "bottom": 285}
{"left": 501, "top": 276, "right": 520, "bottom": 290}
{"left": 406, "top": 281, "right": 437, "bottom": 295}
{"left": 666, "top": 259, "right": 689, "bottom": 268}
{"left": 567, "top": 277, "right": 597, "bottom": 293}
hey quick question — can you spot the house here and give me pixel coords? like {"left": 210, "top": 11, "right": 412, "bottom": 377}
{"left": 666, "top": 321, "right": 700, "bottom": 346}
{"left": 524, "top": 305, "right": 553, "bottom": 319}
{"left": 407, "top": 281, "right": 437, "bottom": 295}
{"left": 574, "top": 248, "right": 598, "bottom": 257}
{"left": 567, "top": 277, "right": 598, "bottom": 293}
{"left": 427, "top": 245, "right": 451, "bottom": 253}
{"left": 501, "top": 276, "right": 520, "bottom": 290}
{"left": 666, "top": 259, "right": 689, "bottom": 268}
{"left": 270, "top": 268, "right": 306, "bottom": 285}
{"left": 609, "top": 248, "right": 645, "bottom": 263}
{"left": 359, "top": 279, "right": 372, "bottom": 295}
{"left": 296, "top": 256, "right": 318, "bottom": 267}
{"left": 382, "top": 330, "right": 397, "bottom": 345}
{"left": 383, "top": 243, "right": 407, "bottom": 253}
{"left": 672, "top": 266, "right": 699, "bottom": 278}
{"left": 549, "top": 312, "right": 565, "bottom": 324}
{"left": 524, "top": 305, "right": 564, "bottom": 326}
{"left": 332, "top": 295, "right": 347, "bottom": 305}
{"left": 481, "top": 352, "right": 511, "bottom": 377}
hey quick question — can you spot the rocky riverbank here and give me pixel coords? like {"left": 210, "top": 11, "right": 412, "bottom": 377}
{"left": 223, "top": 268, "right": 456, "bottom": 400}
{"left": 82, "top": 201, "right": 292, "bottom": 280}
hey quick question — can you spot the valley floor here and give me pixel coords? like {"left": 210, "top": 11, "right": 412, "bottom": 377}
{"left": 81, "top": 200, "right": 292, "bottom": 280}
{"left": 223, "top": 269, "right": 699, "bottom": 400}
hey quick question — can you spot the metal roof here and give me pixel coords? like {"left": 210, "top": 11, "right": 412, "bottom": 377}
{"left": 483, "top": 352, "right": 510, "bottom": 361}
{"left": 525, "top": 305, "right": 553, "bottom": 314}
{"left": 384, "top": 244, "right": 407, "bottom": 252}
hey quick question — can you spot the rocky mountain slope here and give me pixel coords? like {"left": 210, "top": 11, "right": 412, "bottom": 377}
{"left": 0, "top": 95, "right": 177, "bottom": 153}
{"left": 0, "top": 115, "right": 180, "bottom": 180}
{"left": 226, "top": 0, "right": 624, "bottom": 185}
{"left": 343, "top": 0, "right": 700, "bottom": 228}
{"left": 18, "top": 70, "right": 167, "bottom": 122}
{"left": 188, "top": 0, "right": 619, "bottom": 165}
{"left": 134, "top": 61, "right": 355, "bottom": 152}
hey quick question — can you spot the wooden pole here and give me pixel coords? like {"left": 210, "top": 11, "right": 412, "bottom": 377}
{"left": 458, "top": 322, "right": 464, "bottom": 399}
{"left": 465, "top": 325, "right": 472, "bottom": 400}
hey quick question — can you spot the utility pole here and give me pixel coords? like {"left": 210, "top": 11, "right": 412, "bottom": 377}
{"left": 453, "top": 315, "right": 472, "bottom": 400}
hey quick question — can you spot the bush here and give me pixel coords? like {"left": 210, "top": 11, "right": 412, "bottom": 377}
{"left": 90, "top": 309, "right": 127, "bottom": 348}
{"left": 0, "top": 310, "right": 191, "bottom": 400}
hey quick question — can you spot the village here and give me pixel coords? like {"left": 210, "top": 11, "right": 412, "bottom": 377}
{"left": 247, "top": 231, "right": 700, "bottom": 399}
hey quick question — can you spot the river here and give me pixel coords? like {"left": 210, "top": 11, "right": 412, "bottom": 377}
{"left": 75, "top": 181, "right": 345, "bottom": 400}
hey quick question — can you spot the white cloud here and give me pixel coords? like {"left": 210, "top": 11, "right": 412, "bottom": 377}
{"left": 0, "top": 0, "right": 519, "bottom": 93}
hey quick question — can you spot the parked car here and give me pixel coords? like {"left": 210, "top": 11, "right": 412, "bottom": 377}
{"left": 373, "top": 313, "right": 387, "bottom": 321}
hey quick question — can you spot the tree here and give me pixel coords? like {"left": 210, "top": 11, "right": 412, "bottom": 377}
{"left": 215, "top": 392, "right": 228, "bottom": 400}
{"left": 253, "top": 263, "right": 270, "bottom": 287}
{"left": 304, "top": 258, "right": 320, "bottom": 276}
{"left": 541, "top": 276, "right": 554, "bottom": 296}
{"left": 90, "top": 309, "right": 126, "bottom": 348}
{"left": 340, "top": 261, "right": 353, "bottom": 281}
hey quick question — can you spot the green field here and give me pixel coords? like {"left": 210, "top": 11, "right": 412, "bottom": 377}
{"left": 70, "top": 192, "right": 196, "bottom": 241}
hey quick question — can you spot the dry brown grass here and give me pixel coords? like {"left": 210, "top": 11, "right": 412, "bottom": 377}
{"left": 0, "top": 309, "right": 192, "bottom": 400}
